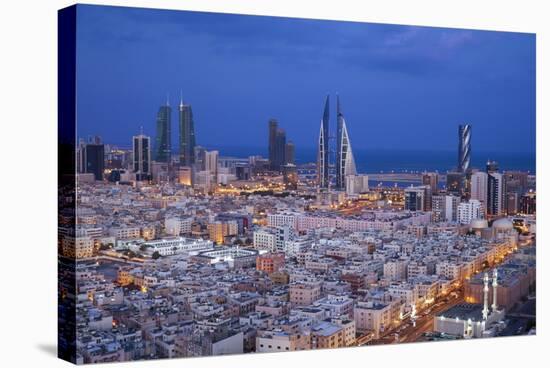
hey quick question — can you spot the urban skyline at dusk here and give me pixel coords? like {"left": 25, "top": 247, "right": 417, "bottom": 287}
{"left": 76, "top": 5, "right": 535, "bottom": 154}
{"left": 79, "top": 94, "right": 537, "bottom": 175}
{"left": 59, "top": 4, "right": 536, "bottom": 365}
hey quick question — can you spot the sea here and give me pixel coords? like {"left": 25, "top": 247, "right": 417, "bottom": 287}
{"left": 216, "top": 146, "right": 536, "bottom": 175}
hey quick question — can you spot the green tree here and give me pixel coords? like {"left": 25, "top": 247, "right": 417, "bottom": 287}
{"left": 152, "top": 251, "right": 161, "bottom": 260}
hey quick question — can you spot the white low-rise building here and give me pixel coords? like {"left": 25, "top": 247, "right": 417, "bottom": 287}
{"left": 145, "top": 237, "right": 213, "bottom": 256}
{"left": 267, "top": 212, "right": 299, "bottom": 230}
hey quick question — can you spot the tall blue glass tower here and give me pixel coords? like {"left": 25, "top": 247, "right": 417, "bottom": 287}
{"left": 317, "top": 95, "right": 330, "bottom": 188}
{"left": 179, "top": 97, "right": 196, "bottom": 166}
{"left": 154, "top": 101, "right": 172, "bottom": 163}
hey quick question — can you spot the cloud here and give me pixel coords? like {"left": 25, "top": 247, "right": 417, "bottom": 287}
{"left": 77, "top": 5, "right": 488, "bottom": 77}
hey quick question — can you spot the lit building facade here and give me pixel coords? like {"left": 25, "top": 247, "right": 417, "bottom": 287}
{"left": 132, "top": 134, "right": 151, "bottom": 181}
{"left": 154, "top": 102, "right": 172, "bottom": 163}
{"left": 335, "top": 96, "right": 357, "bottom": 190}
{"left": 178, "top": 98, "right": 196, "bottom": 166}
{"left": 458, "top": 124, "right": 471, "bottom": 172}
{"left": 317, "top": 95, "right": 330, "bottom": 188}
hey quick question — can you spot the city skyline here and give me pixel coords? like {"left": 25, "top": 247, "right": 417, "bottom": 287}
{"left": 77, "top": 89, "right": 535, "bottom": 176}
{"left": 60, "top": 4, "right": 536, "bottom": 364}
{"left": 76, "top": 5, "right": 535, "bottom": 154}
{"left": 79, "top": 124, "right": 537, "bottom": 175}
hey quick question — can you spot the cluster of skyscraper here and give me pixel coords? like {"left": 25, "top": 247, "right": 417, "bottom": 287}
{"left": 124, "top": 96, "right": 198, "bottom": 181}
{"left": 77, "top": 96, "right": 198, "bottom": 183}
{"left": 76, "top": 97, "right": 534, "bottom": 218}
{"left": 154, "top": 96, "right": 197, "bottom": 167}
{"left": 406, "top": 123, "right": 535, "bottom": 220}
{"left": 317, "top": 95, "right": 357, "bottom": 190}
{"left": 455, "top": 124, "right": 510, "bottom": 217}
{"left": 267, "top": 119, "right": 295, "bottom": 171}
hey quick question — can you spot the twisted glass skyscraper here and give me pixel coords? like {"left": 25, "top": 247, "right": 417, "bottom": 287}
{"left": 458, "top": 124, "right": 471, "bottom": 172}
{"left": 317, "top": 95, "right": 330, "bottom": 188}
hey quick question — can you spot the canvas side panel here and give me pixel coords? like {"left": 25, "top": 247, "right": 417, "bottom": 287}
{"left": 58, "top": 4, "right": 78, "bottom": 365}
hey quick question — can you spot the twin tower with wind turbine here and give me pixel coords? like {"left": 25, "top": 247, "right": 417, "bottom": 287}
{"left": 317, "top": 95, "right": 357, "bottom": 191}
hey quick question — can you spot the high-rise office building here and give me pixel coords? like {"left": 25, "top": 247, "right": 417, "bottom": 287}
{"left": 345, "top": 175, "right": 369, "bottom": 196}
{"left": 432, "top": 194, "right": 460, "bottom": 222}
{"left": 78, "top": 136, "right": 105, "bottom": 181}
{"left": 151, "top": 162, "right": 169, "bottom": 184}
{"left": 178, "top": 166, "right": 192, "bottom": 186}
{"left": 285, "top": 141, "right": 295, "bottom": 165}
{"left": 431, "top": 195, "right": 446, "bottom": 222}
{"left": 520, "top": 191, "right": 536, "bottom": 215}
{"left": 503, "top": 171, "right": 528, "bottom": 194}
{"left": 132, "top": 134, "right": 151, "bottom": 181}
{"left": 178, "top": 97, "right": 196, "bottom": 166}
{"left": 268, "top": 119, "right": 278, "bottom": 169}
{"left": 274, "top": 128, "right": 286, "bottom": 170}
{"left": 317, "top": 95, "right": 330, "bottom": 188}
{"left": 205, "top": 150, "right": 219, "bottom": 178}
{"left": 317, "top": 95, "right": 330, "bottom": 189}
{"left": 194, "top": 145, "right": 206, "bottom": 171}
{"left": 76, "top": 138, "right": 87, "bottom": 174}
{"left": 404, "top": 186, "right": 427, "bottom": 212}
{"left": 505, "top": 192, "right": 519, "bottom": 215}
{"left": 486, "top": 160, "right": 499, "bottom": 174}
{"left": 267, "top": 119, "right": 286, "bottom": 171}
{"left": 458, "top": 124, "right": 471, "bottom": 172}
{"left": 470, "top": 171, "right": 488, "bottom": 213}
{"left": 487, "top": 172, "right": 505, "bottom": 216}
{"left": 282, "top": 164, "right": 298, "bottom": 190}
{"left": 235, "top": 165, "right": 251, "bottom": 181}
{"left": 154, "top": 101, "right": 171, "bottom": 163}
{"left": 422, "top": 172, "right": 439, "bottom": 194}
{"left": 446, "top": 171, "right": 464, "bottom": 196}
{"left": 457, "top": 199, "right": 483, "bottom": 224}
{"left": 335, "top": 95, "right": 357, "bottom": 190}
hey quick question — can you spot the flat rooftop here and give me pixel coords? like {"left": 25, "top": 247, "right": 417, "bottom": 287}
{"left": 438, "top": 303, "right": 484, "bottom": 321}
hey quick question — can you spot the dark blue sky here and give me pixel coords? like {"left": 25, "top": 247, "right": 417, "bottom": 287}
{"left": 76, "top": 4, "right": 535, "bottom": 156}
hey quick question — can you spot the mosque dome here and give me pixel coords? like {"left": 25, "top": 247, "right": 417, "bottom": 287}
{"left": 470, "top": 219, "right": 489, "bottom": 229}
{"left": 492, "top": 218, "right": 514, "bottom": 231}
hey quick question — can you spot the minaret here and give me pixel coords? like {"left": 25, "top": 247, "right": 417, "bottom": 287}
{"left": 491, "top": 268, "right": 498, "bottom": 312}
{"left": 482, "top": 272, "right": 489, "bottom": 321}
